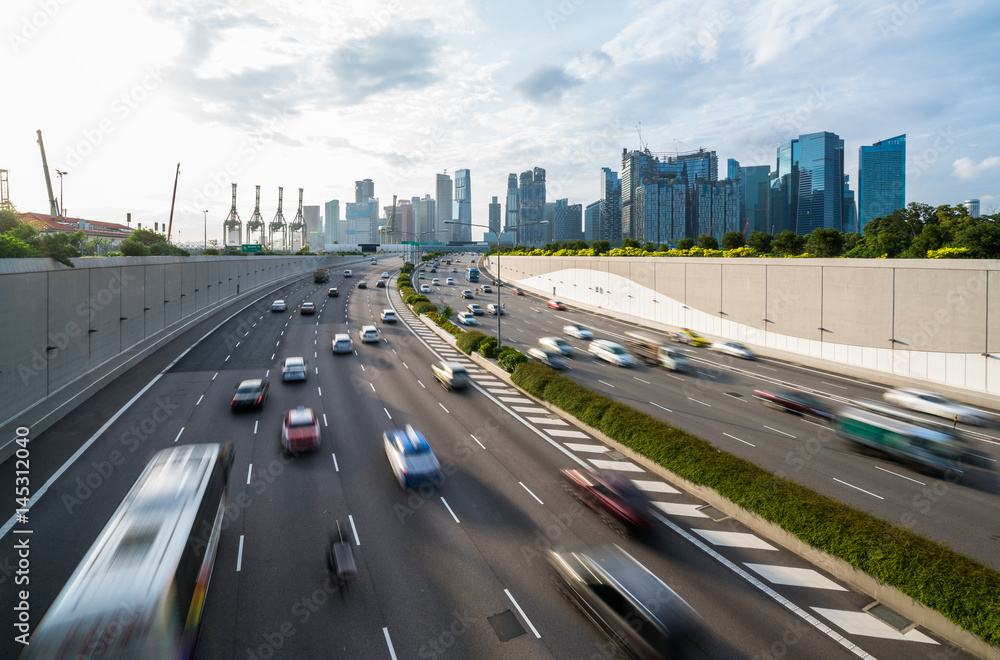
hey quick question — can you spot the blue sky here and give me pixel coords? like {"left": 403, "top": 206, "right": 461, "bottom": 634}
{"left": 3, "top": 0, "right": 999, "bottom": 243}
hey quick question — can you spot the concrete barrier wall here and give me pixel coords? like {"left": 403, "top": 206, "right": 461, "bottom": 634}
{"left": 488, "top": 256, "right": 1000, "bottom": 399}
{"left": 0, "top": 255, "right": 335, "bottom": 431}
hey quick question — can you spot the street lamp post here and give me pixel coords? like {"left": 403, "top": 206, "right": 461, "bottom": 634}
{"left": 203, "top": 210, "right": 208, "bottom": 251}
{"left": 55, "top": 169, "right": 67, "bottom": 216}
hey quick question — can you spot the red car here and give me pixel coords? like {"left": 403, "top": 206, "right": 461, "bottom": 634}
{"left": 753, "top": 390, "right": 836, "bottom": 422}
{"left": 511, "top": 287, "right": 524, "bottom": 296}
{"left": 561, "top": 469, "right": 654, "bottom": 537}
{"left": 547, "top": 299, "right": 567, "bottom": 310}
{"left": 281, "top": 406, "right": 321, "bottom": 453}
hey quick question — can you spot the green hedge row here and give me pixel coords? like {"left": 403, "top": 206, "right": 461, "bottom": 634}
{"left": 510, "top": 361, "right": 1000, "bottom": 646}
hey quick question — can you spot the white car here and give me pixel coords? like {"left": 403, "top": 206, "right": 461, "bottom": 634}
{"left": 380, "top": 309, "right": 396, "bottom": 323}
{"left": 420, "top": 284, "right": 431, "bottom": 293}
{"left": 343, "top": 269, "right": 353, "bottom": 277}
{"left": 360, "top": 325, "right": 380, "bottom": 343}
{"left": 432, "top": 278, "right": 441, "bottom": 285}
{"left": 446, "top": 277, "right": 455, "bottom": 285}
{"left": 564, "top": 324, "right": 593, "bottom": 340}
{"left": 589, "top": 340, "right": 635, "bottom": 367}
{"left": 331, "top": 333, "right": 353, "bottom": 354}
{"left": 271, "top": 300, "right": 287, "bottom": 312}
{"left": 539, "top": 336, "right": 573, "bottom": 357}
{"left": 381, "top": 271, "right": 389, "bottom": 278}
{"left": 527, "top": 347, "right": 565, "bottom": 369}
{"left": 456, "top": 312, "right": 477, "bottom": 325}
{"left": 710, "top": 341, "right": 755, "bottom": 360}
{"left": 883, "top": 388, "right": 992, "bottom": 426}
{"left": 281, "top": 356, "right": 307, "bottom": 381}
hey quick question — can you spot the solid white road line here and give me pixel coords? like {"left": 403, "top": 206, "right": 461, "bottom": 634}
{"left": 174, "top": 427, "right": 184, "bottom": 443}
{"left": 247, "top": 464, "right": 253, "bottom": 485}
{"left": 349, "top": 514, "right": 360, "bottom": 545}
{"left": 236, "top": 535, "right": 245, "bottom": 571}
{"left": 519, "top": 482, "right": 544, "bottom": 505}
{"left": 505, "top": 589, "right": 541, "bottom": 639}
{"left": 383, "top": 628, "right": 398, "bottom": 660}
{"left": 441, "top": 497, "right": 460, "bottom": 523}
{"left": 833, "top": 478, "right": 884, "bottom": 499}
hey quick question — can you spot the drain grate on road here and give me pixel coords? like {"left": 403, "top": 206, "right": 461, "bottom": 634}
{"left": 488, "top": 610, "right": 526, "bottom": 642}
{"left": 864, "top": 602, "right": 912, "bottom": 632}
{"left": 697, "top": 504, "right": 729, "bottom": 521}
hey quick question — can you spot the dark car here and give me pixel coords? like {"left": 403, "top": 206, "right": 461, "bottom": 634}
{"left": 231, "top": 379, "right": 269, "bottom": 410}
{"left": 300, "top": 302, "right": 316, "bottom": 315}
{"left": 547, "top": 546, "right": 702, "bottom": 659}
{"left": 561, "top": 469, "right": 654, "bottom": 537}
{"left": 754, "top": 389, "right": 836, "bottom": 422}
{"left": 376, "top": 279, "right": 386, "bottom": 288}
{"left": 357, "top": 280, "right": 367, "bottom": 289}
{"left": 328, "top": 287, "right": 339, "bottom": 297}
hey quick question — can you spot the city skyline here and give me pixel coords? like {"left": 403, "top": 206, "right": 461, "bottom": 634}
{"left": 3, "top": 0, "right": 998, "bottom": 244}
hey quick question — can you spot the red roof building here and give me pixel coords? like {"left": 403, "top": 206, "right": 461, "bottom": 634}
{"left": 18, "top": 212, "right": 133, "bottom": 248}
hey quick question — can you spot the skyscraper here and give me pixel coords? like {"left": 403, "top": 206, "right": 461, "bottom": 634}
{"left": 488, "top": 196, "right": 501, "bottom": 235}
{"left": 858, "top": 134, "right": 905, "bottom": 230}
{"left": 518, "top": 167, "right": 546, "bottom": 246}
{"left": 599, "top": 167, "right": 622, "bottom": 244}
{"left": 303, "top": 205, "right": 321, "bottom": 249}
{"left": 355, "top": 179, "right": 374, "bottom": 203}
{"left": 584, "top": 201, "right": 601, "bottom": 242}
{"left": 742, "top": 166, "right": 770, "bottom": 234}
{"left": 768, "top": 138, "right": 799, "bottom": 235}
{"left": 505, "top": 173, "right": 518, "bottom": 236}
{"left": 965, "top": 199, "right": 980, "bottom": 218}
{"left": 454, "top": 168, "right": 471, "bottom": 242}
{"left": 324, "top": 199, "right": 340, "bottom": 244}
{"left": 436, "top": 172, "right": 452, "bottom": 240}
{"left": 795, "top": 131, "right": 844, "bottom": 234}
{"left": 843, "top": 175, "right": 858, "bottom": 234}
{"left": 552, "top": 198, "right": 583, "bottom": 242}
{"left": 621, "top": 147, "right": 718, "bottom": 241}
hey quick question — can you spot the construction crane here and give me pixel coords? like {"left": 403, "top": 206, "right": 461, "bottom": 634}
{"left": 36, "top": 130, "right": 59, "bottom": 218}
{"left": 167, "top": 163, "right": 179, "bottom": 242}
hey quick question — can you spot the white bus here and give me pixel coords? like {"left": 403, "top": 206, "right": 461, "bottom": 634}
{"left": 23, "top": 443, "right": 234, "bottom": 659}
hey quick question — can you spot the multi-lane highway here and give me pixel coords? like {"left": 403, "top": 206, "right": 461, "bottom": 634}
{"left": 0, "top": 256, "right": 984, "bottom": 659}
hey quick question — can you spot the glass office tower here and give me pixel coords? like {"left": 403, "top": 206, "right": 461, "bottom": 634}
{"left": 795, "top": 131, "right": 844, "bottom": 234}
{"left": 858, "top": 134, "right": 905, "bottom": 230}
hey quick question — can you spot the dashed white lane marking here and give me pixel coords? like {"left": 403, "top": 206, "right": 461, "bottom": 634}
{"left": 488, "top": 388, "right": 511, "bottom": 394}
{"left": 692, "top": 529, "right": 778, "bottom": 551}
{"left": 564, "top": 443, "right": 609, "bottom": 453}
{"left": 499, "top": 396, "right": 527, "bottom": 403}
{"left": 544, "top": 428, "right": 590, "bottom": 439}
{"left": 587, "top": 459, "right": 644, "bottom": 472}
{"left": 811, "top": 608, "right": 937, "bottom": 643}
{"left": 526, "top": 416, "right": 569, "bottom": 426}
{"left": 511, "top": 406, "right": 547, "bottom": 414}
{"left": 653, "top": 502, "right": 710, "bottom": 518}
{"left": 744, "top": 564, "right": 848, "bottom": 591}
{"left": 632, "top": 480, "right": 680, "bottom": 494}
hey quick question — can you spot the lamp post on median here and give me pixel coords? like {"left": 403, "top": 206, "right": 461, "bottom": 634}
{"left": 445, "top": 220, "right": 546, "bottom": 349}
{"left": 203, "top": 210, "right": 208, "bottom": 252}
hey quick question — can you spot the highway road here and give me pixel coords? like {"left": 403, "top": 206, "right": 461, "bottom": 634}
{"left": 0, "top": 255, "right": 982, "bottom": 659}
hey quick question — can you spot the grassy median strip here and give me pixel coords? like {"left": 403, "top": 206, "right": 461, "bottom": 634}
{"left": 511, "top": 361, "right": 1000, "bottom": 646}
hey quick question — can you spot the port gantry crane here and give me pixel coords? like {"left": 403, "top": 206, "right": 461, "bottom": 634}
{"left": 245, "top": 185, "right": 265, "bottom": 245}
{"left": 222, "top": 183, "right": 242, "bottom": 250}
{"left": 268, "top": 187, "right": 287, "bottom": 252}
{"left": 287, "top": 188, "right": 307, "bottom": 252}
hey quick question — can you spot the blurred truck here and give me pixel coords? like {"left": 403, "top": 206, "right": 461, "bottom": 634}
{"left": 625, "top": 332, "right": 689, "bottom": 372}
{"left": 313, "top": 268, "right": 329, "bottom": 283}
{"left": 833, "top": 407, "right": 964, "bottom": 476}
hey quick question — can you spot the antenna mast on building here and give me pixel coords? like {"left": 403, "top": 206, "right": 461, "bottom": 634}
{"left": 223, "top": 183, "right": 242, "bottom": 249}
{"left": 246, "top": 184, "right": 265, "bottom": 244}
{"left": 269, "top": 187, "right": 287, "bottom": 252}
{"left": 287, "top": 188, "right": 307, "bottom": 251}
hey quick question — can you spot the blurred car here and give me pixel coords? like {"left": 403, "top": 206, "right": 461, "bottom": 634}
{"left": 446, "top": 277, "right": 455, "bottom": 285}
{"left": 547, "top": 546, "right": 701, "bottom": 658}
{"left": 561, "top": 469, "right": 654, "bottom": 535}
{"left": 710, "top": 340, "right": 754, "bottom": 359}
{"left": 231, "top": 379, "right": 268, "bottom": 410}
{"left": 376, "top": 279, "right": 386, "bottom": 288}
{"left": 486, "top": 303, "right": 504, "bottom": 315}
{"left": 511, "top": 287, "right": 524, "bottom": 296}
{"left": 527, "top": 347, "right": 565, "bottom": 369}
{"left": 467, "top": 303, "right": 484, "bottom": 315}
{"left": 430, "top": 267, "right": 437, "bottom": 273}
{"left": 281, "top": 356, "right": 307, "bottom": 382}
{"left": 462, "top": 289, "right": 474, "bottom": 299}
{"left": 482, "top": 284, "right": 493, "bottom": 293}
{"left": 383, "top": 425, "right": 443, "bottom": 489}
{"left": 331, "top": 333, "right": 353, "bottom": 354}
{"left": 539, "top": 336, "right": 573, "bottom": 357}
{"left": 547, "top": 299, "right": 567, "bottom": 311}
{"left": 589, "top": 340, "right": 634, "bottom": 367}
{"left": 271, "top": 300, "right": 287, "bottom": 312}
{"left": 451, "top": 267, "right": 458, "bottom": 272}
{"left": 381, "top": 271, "right": 389, "bottom": 278}
{"left": 673, "top": 329, "right": 710, "bottom": 347}
{"left": 456, "top": 312, "right": 477, "bottom": 325}
{"left": 357, "top": 280, "right": 367, "bottom": 289}
{"left": 753, "top": 390, "right": 836, "bottom": 422}
{"left": 359, "top": 325, "right": 380, "bottom": 343}
{"left": 380, "top": 309, "right": 396, "bottom": 323}
{"left": 300, "top": 302, "right": 316, "bottom": 315}
{"left": 883, "top": 388, "right": 992, "bottom": 426}
{"left": 281, "top": 406, "right": 320, "bottom": 453}
{"left": 431, "top": 361, "right": 470, "bottom": 390}
{"left": 328, "top": 287, "right": 338, "bottom": 297}
{"left": 420, "top": 284, "right": 431, "bottom": 293}
{"left": 418, "top": 273, "right": 425, "bottom": 279}
{"left": 432, "top": 278, "right": 441, "bottom": 285}
{"left": 563, "top": 324, "right": 593, "bottom": 340}
{"left": 343, "top": 269, "right": 352, "bottom": 277}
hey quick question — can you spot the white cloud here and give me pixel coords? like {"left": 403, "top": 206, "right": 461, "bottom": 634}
{"left": 951, "top": 156, "right": 1000, "bottom": 180}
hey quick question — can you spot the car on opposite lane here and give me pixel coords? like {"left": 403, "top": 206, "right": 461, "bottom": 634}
{"left": 456, "top": 312, "right": 477, "bottom": 325}
{"left": 589, "top": 340, "right": 635, "bottom": 367}
{"left": 231, "top": 379, "right": 269, "bottom": 410}
{"left": 883, "top": 388, "right": 992, "bottom": 426}
{"left": 539, "top": 336, "right": 573, "bottom": 357}
{"left": 271, "top": 300, "right": 287, "bottom": 312}
{"left": 564, "top": 324, "right": 593, "bottom": 340}
{"left": 281, "top": 406, "right": 321, "bottom": 453}
{"left": 511, "top": 287, "right": 524, "bottom": 295}
{"left": 754, "top": 390, "right": 836, "bottom": 422}
{"left": 486, "top": 303, "right": 504, "bottom": 315}
{"left": 710, "top": 340, "right": 754, "bottom": 359}
{"left": 467, "top": 303, "right": 484, "bottom": 315}
{"left": 462, "top": 289, "right": 474, "bottom": 299}
{"left": 383, "top": 425, "right": 443, "bottom": 489}
{"left": 331, "top": 333, "right": 353, "bottom": 354}
{"left": 481, "top": 284, "right": 492, "bottom": 293}
{"left": 547, "top": 299, "right": 567, "bottom": 310}
{"left": 527, "top": 348, "right": 565, "bottom": 369}
{"left": 673, "top": 329, "right": 710, "bottom": 347}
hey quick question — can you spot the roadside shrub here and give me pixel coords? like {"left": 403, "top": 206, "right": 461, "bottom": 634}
{"left": 413, "top": 301, "right": 437, "bottom": 315}
{"left": 456, "top": 330, "right": 487, "bottom": 355}
{"left": 406, "top": 294, "right": 429, "bottom": 305}
{"left": 497, "top": 347, "right": 527, "bottom": 373}
{"left": 478, "top": 336, "right": 499, "bottom": 358}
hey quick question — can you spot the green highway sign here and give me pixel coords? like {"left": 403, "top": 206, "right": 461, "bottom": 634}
{"left": 241, "top": 244, "right": 262, "bottom": 253}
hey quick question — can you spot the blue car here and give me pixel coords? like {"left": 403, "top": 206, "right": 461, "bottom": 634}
{"left": 383, "top": 425, "right": 442, "bottom": 489}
